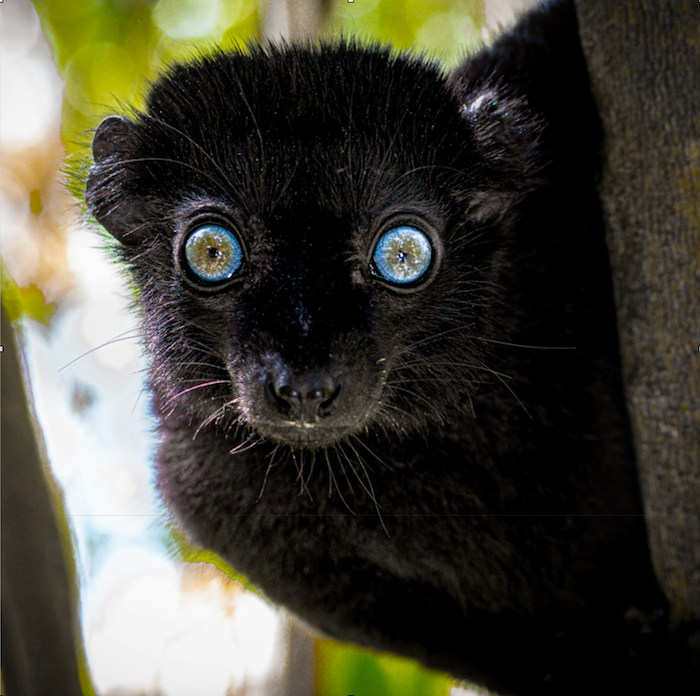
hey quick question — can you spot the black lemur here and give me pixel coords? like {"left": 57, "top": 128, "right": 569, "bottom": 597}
{"left": 83, "top": 1, "right": 681, "bottom": 693}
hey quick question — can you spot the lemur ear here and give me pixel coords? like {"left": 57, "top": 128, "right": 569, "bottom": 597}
{"left": 460, "top": 87, "right": 540, "bottom": 171}
{"left": 86, "top": 115, "right": 157, "bottom": 245}
{"left": 91, "top": 115, "right": 132, "bottom": 161}
{"left": 456, "top": 87, "right": 543, "bottom": 223}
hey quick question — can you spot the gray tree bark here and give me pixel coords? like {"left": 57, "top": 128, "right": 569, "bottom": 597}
{"left": 1, "top": 304, "right": 87, "bottom": 695}
{"left": 575, "top": 0, "right": 700, "bottom": 653}
{"left": 263, "top": 0, "right": 331, "bottom": 42}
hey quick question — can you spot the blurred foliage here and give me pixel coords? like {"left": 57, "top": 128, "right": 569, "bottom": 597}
{"left": 316, "top": 639, "right": 455, "bottom": 696}
{"left": 30, "top": 0, "right": 483, "bottom": 155}
{"left": 29, "top": 0, "right": 486, "bottom": 694}
{"left": 1, "top": 257, "right": 56, "bottom": 325}
{"left": 327, "top": 0, "right": 484, "bottom": 66}
{"left": 31, "top": 0, "right": 260, "bottom": 155}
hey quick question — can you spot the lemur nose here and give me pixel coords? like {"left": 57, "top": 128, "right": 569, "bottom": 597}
{"left": 265, "top": 372, "right": 343, "bottom": 422}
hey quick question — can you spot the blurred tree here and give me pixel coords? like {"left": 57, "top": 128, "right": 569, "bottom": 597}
{"left": 1, "top": 302, "right": 94, "bottom": 696}
{"left": 576, "top": 0, "right": 700, "bottom": 668}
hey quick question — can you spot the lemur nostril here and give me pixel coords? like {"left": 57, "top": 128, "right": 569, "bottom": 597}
{"left": 266, "top": 374, "right": 342, "bottom": 422}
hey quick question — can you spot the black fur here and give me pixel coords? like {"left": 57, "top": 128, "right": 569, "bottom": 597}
{"left": 84, "top": 1, "right": 683, "bottom": 693}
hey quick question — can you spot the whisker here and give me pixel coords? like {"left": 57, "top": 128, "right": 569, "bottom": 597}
{"left": 130, "top": 382, "right": 150, "bottom": 417}
{"left": 324, "top": 447, "right": 355, "bottom": 514}
{"left": 340, "top": 440, "right": 378, "bottom": 505}
{"left": 229, "top": 433, "right": 261, "bottom": 455}
{"left": 290, "top": 449, "right": 313, "bottom": 500}
{"left": 474, "top": 337, "right": 577, "bottom": 350}
{"left": 303, "top": 449, "right": 318, "bottom": 491}
{"left": 470, "top": 355, "right": 532, "bottom": 419}
{"left": 163, "top": 379, "right": 230, "bottom": 408}
{"left": 257, "top": 443, "right": 281, "bottom": 502}
{"left": 332, "top": 443, "right": 356, "bottom": 497}
{"left": 388, "top": 384, "right": 446, "bottom": 422}
{"left": 193, "top": 399, "right": 236, "bottom": 439}
{"left": 395, "top": 325, "right": 466, "bottom": 355}
{"left": 392, "top": 361, "right": 513, "bottom": 380}
{"left": 59, "top": 329, "right": 141, "bottom": 372}
{"left": 339, "top": 441, "right": 389, "bottom": 538}
{"left": 350, "top": 435, "right": 395, "bottom": 473}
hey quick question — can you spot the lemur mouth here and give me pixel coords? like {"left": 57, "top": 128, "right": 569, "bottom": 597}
{"left": 252, "top": 418, "right": 360, "bottom": 449}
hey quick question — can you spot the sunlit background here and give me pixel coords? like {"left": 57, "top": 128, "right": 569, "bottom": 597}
{"left": 1, "top": 0, "right": 534, "bottom": 694}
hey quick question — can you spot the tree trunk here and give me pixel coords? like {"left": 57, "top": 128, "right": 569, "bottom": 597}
{"left": 263, "top": 0, "right": 330, "bottom": 42}
{"left": 575, "top": 0, "right": 700, "bottom": 655}
{"left": 1, "top": 304, "right": 88, "bottom": 695}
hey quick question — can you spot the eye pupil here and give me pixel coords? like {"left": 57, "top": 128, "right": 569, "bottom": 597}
{"left": 184, "top": 224, "right": 243, "bottom": 284}
{"left": 372, "top": 225, "right": 433, "bottom": 286}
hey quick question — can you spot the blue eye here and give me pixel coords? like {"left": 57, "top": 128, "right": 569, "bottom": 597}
{"left": 372, "top": 226, "right": 433, "bottom": 285}
{"left": 184, "top": 224, "right": 243, "bottom": 283}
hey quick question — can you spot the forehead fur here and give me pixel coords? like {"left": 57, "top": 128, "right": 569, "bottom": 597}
{"left": 95, "top": 43, "right": 479, "bottom": 231}
{"left": 144, "top": 43, "right": 455, "bottom": 138}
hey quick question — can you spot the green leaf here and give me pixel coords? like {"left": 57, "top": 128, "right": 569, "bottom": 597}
{"left": 315, "top": 638, "right": 453, "bottom": 696}
{"left": 1, "top": 260, "right": 56, "bottom": 326}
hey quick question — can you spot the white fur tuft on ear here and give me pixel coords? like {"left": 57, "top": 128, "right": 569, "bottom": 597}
{"left": 460, "top": 89, "right": 499, "bottom": 119}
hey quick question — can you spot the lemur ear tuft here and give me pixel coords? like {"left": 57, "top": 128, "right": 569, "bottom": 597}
{"left": 456, "top": 87, "right": 543, "bottom": 223}
{"left": 86, "top": 115, "right": 157, "bottom": 245}
{"left": 460, "top": 87, "right": 540, "bottom": 162}
{"left": 459, "top": 88, "right": 501, "bottom": 121}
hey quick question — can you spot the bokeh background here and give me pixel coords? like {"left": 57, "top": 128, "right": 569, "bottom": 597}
{"left": 1, "top": 1, "right": 533, "bottom": 694}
